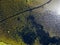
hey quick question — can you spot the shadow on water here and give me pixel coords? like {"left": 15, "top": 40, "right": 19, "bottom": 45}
{"left": 18, "top": 15, "right": 60, "bottom": 45}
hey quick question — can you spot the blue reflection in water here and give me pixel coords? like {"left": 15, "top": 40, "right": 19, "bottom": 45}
{"left": 18, "top": 27, "right": 36, "bottom": 45}
{"left": 18, "top": 15, "right": 60, "bottom": 45}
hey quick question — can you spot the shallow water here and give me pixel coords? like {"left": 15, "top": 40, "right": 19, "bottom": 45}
{"left": 0, "top": 0, "right": 60, "bottom": 45}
